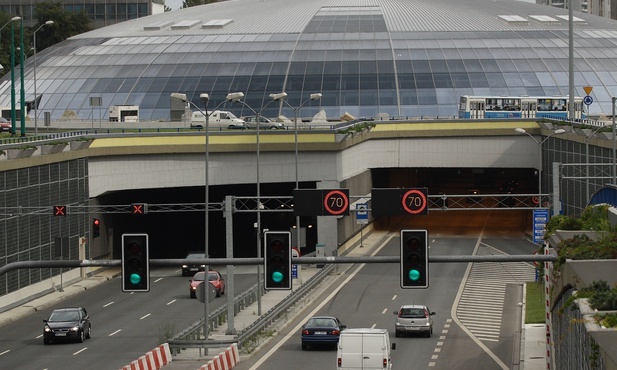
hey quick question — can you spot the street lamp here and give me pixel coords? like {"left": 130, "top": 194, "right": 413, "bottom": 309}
{"left": 1, "top": 17, "right": 20, "bottom": 133}
{"left": 281, "top": 93, "right": 322, "bottom": 251}
{"left": 228, "top": 91, "right": 288, "bottom": 315}
{"left": 515, "top": 128, "right": 566, "bottom": 207}
{"left": 0, "top": 16, "right": 20, "bottom": 34}
{"left": 32, "top": 20, "right": 54, "bottom": 136}
{"left": 169, "top": 92, "right": 232, "bottom": 344}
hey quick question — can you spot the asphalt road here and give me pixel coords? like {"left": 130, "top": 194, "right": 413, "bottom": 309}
{"left": 0, "top": 266, "right": 258, "bottom": 370}
{"left": 231, "top": 212, "right": 536, "bottom": 370}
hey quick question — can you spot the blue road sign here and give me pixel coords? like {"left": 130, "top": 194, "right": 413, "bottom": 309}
{"left": 356, "top": 203, "right": 368, "bottom": 225}
{"left": 583, "top": 95, "right": 593, "bottom": 105}
{"left": 533, "top": 209, "right": 550, "bottom": 243}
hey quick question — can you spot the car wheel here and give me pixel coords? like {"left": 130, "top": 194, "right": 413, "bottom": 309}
{"left": 301, "top": 343, "right": 308, "bottom": 350}
{"left": 425, "top": 331, "right": 431, "bottom": 338}
{"left": 44, "top": 338, "right": 50, "bottom": 345}
{"left": 86, "top": 326, "right": 91, "bottom": 339}
{"left": 395, "top": 330, "right": 401, "bottom": 337}
{"left": 78, "top": 330, "right": 84, "bottom": 343}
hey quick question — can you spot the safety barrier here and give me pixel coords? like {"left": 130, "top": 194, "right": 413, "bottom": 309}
{"left": 119, "top": 343, "right": 172, "bottom": 370}
{"left": 200, "top": 343, "right": 240, "bottom": 370}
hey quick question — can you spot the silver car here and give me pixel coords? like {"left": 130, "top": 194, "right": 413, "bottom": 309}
{"left": 393, "top": 304, "right": 435, "bottom": 337}
{"left": 243, "top": 116, "right": 285, "bottom": 130}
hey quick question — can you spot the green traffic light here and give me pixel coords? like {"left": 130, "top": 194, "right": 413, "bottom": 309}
{"left": 408, "top": 269, "right": 420, "bottom": 281}
{"left": 272, "top": 271, "right": 284, "bottom": 283}
{"left": 130, "top": 273, "right": 142, "bottom": 285}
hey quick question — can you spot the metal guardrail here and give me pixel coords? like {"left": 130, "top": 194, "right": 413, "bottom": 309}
{"left": 167, "top": 263, "right": 335, "bottom": 354}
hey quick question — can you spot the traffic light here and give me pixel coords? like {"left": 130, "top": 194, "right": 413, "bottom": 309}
{"left": 122, "top": 233, "right": 149, "bottom": 292}
{"left": 400, "top": 229, "right": 429, "bottom": 289}
{"left": 264, "top": 231, "right": 292, "bottom": 290}
{"left": 92, "top": 218, "right": 100, "bottom": 238}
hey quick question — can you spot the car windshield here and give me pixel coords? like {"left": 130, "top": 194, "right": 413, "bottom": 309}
{"left": 400, "top": 308, "right": 426, "bottom": 318}
{"left": 306, "top": 318, "right": 337, "bottom": 328}
{"left": 187, "top": 253, "right": 204, "bottom": 259}
{"left": 49, "top": 310, "right": 80, "bottom": 322}
{"left": 208, "top": 272, "right": 218, "bottom": 281}
{"left": 193, "top": 273, "right": 205, "bottom": 281}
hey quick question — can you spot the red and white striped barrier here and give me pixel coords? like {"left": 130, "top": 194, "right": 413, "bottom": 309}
{"left": 200, "top": 343, "right": 240, "bottom": 370}
{"left": 120, "top": 343, "right": 172, "bottom": 370}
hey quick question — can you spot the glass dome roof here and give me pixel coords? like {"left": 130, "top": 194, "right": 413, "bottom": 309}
{"left": 2, "top": 0, "right": 617, "bottom": 121}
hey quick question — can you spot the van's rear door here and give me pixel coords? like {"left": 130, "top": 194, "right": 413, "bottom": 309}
{"left": 339, "top": 333, "right": 364, "bottom": 369}
{"left": 362, "top": 334, "right": 386, "bottom": 369}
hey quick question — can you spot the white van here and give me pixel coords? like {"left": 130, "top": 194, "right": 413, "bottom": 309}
{"left": 337, "top": 328, "right": 395, "bottom": 370}
{"left": 191, "top": 110, "right": 246, "bottom": 129}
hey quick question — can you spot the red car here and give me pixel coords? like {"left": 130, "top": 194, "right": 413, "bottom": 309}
{"left": 0, "top": 117, "right": 11, "bottom": 132}
{"left": 189, "top": 270, "right": 225, "bottom": 298}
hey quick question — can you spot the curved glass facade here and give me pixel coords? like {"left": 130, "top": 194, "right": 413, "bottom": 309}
{"left": 2, "top": 0, "right": 617, "bottom": 121}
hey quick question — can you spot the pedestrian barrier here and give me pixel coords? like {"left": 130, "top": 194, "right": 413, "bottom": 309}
{"left": 200, "top": 343, "right": 240, "bottom": 370}
{"left": 120, "top": 343, "right": 172, "bottom": 370}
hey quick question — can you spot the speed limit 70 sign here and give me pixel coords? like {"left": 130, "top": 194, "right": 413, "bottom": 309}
{"left": 372, "top": 188, "right": 428, "bottom": 216}
{"left": 294, "top": 189, "right": 350, "bottom": 216}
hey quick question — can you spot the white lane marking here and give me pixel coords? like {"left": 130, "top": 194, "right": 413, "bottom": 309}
{"left": 103, "top": 301, "right": 115, "bottom": 308}
{"left": 0, "top": 350, "right": 10, "bottom": 356}
{"left": 73, "top": 347, "right": 87, "bottom": 355}
{"left": 450, "top": 222, "right": 509, "bottom": 370}
{"left": 248, "top": 233, "right": 396, "bottom": 370}
{"left": 381, "top": 308, "right": 388, "bottom": 314}
{"left": 109, "top": 329, "right": 122, "bottom": 336}
{"left": 140, "top": 313, "right": 151, "bottom": 320}
{"left": 155, "top": 278, "right": 164, "bottom": 283}
{"left": 167, "top": 299, "right": 176, "bottom": 305}
{"left": 391, "top": 295, "right": 397, "bottom": 300}
{"left": 371, "top": 323, "right": 376, "bottom": 329}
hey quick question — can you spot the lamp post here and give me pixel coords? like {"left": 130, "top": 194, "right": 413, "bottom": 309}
{"left": 515, "top": 128, "right": 566, "bottom": 207}
{"left": 170, "top": 92, "right": 232, "bottom": 344}
{"left": 1, "top": 17, "right": 20, "bottom": 134}
{"left": 227, "top": 91, "right": 288, "bottom": 316}
{"left": 281, "top": 93, "right": 322, "bottom": 252}
{"left": 32, "top": 21, "right": 54, "bottom": 136}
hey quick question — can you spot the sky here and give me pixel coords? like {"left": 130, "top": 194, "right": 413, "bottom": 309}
{"left": 166, "top": 0, "right": 183, "bottom": 11}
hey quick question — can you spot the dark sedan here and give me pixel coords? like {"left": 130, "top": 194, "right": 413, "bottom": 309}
{"left": 43, "top": 307, "right": 91, "bottom": 344}
{"left": 301, "top": 316, "right": 345, "bottom": 350}
{"left": 181, "top": 251, "right": 206, "bottom": 276}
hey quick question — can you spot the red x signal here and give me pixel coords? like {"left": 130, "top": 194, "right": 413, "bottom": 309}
{"left": 131, "top": 203, "right": 147, "bottom": 215}
{"left": 53, "top": 205, "right": 67, "bottom": 216}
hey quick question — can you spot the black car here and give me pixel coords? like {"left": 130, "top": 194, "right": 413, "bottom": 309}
{"left": 182, "top": 251, "right": 206, "bottom": 276}
{"left": 301, "top": 316, "right": 346, "bottom": 350}
{"left": 43, "top": 307, "right": 91, "bottom": 344}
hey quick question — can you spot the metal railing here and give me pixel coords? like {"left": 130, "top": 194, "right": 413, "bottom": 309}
{"left": 167, "top": 263, "right": 335, "bottom": 354}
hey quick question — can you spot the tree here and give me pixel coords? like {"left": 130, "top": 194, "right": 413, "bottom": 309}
{"left": 182, "top": 0, "right": 217, "bottom": 9}
{"left": 33, "top": 2, "right": 91, "bottom": 52}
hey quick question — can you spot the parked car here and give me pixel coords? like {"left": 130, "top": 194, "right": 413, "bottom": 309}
{"left": 189, "top": 270, "right": 225, "bottom": 298}
{"left": 0, "top": 117, "right": 10, "bottom": 132}
{"left": 301, "top": 315, "right": 346, "bottom": 350}
{"left": 393, "top": 304, "right": 435, "bottom": 337}
{"left": 181, "top": 251, "right": 206, "bottom": 276}
{"left": 43, "top": 307, "right": 91, "bottom": 344}
{"left": 243, "top": 116, "right": 285, "bottom": 130}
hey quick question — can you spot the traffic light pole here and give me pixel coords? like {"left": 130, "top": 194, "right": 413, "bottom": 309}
{"left": 0, "top": 254, "right": 558, "bottom": 277}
